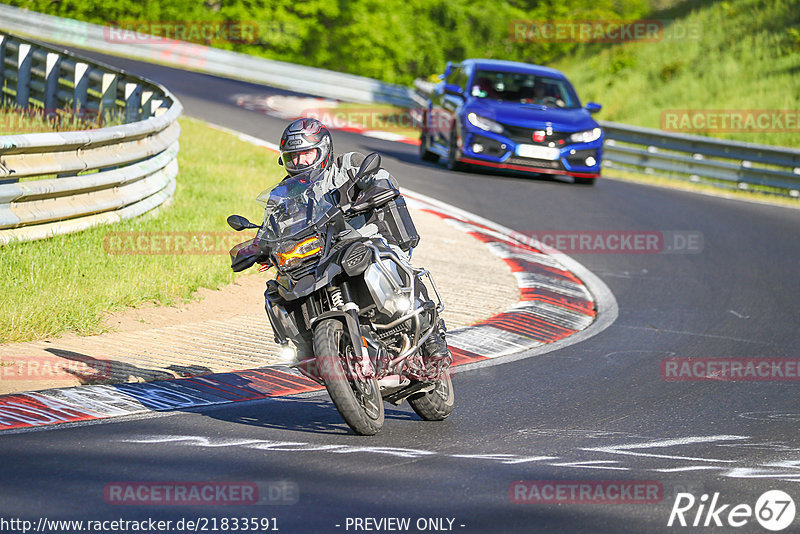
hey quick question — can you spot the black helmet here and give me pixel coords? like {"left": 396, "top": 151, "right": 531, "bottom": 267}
{"left": 279, "top": 118, "right": 333, "bottom": 176}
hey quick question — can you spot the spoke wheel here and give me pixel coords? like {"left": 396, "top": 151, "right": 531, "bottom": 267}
{"left": 314, "top": 319, "right": 384, "bottom": 435}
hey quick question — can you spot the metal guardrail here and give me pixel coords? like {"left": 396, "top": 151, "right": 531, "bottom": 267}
{"left": 0, "top": 4, "right": 416, "bottom": 108}
{"left": 413, "top": 80, "right": 800, "bottom": 196}
{"left": 0, "top": 32, "right": 182, "bottom": 245}
{"left": 600, "top": 121, "right": 800, "bottom": 196}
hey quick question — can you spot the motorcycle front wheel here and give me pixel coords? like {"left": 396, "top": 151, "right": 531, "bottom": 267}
{"left": 314, "top": 318, "right": 384, "bottom": 436}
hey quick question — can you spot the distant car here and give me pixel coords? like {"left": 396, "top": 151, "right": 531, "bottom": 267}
{"left": 418, "top": 59, "right": 603, "bottom": 184}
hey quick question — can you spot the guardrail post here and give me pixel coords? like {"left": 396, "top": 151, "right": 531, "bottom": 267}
{"left": 44, "top": 52, "right": 61, "bottom": 115}
{"left": 124, "top": 82, "right": 142, "bottom": 123}
{"left": 100, "top": 72, "right": 117, "bottom": 118}
{"left": 141, "top": 89, "right": 154, "bottom": 118}
{"left": 73, "top": 61, "right": 89, "bottom": 115}
{"left": 0, "top": 35, "right": 6, "bottom": 98}
{"left": 15, "top": 42, "right": 31, "bottom": 108}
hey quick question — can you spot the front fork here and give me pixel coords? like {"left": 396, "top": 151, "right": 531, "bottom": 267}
{"left": 269, "top": 281, "right": 375, "bottom": 381}
{"left": 324, "top": 282, "right": 374, "bottom": 378}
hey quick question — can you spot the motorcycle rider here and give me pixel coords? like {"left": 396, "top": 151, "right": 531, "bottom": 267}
{"left": 275, "top": 117, "right": 451, "bottom": 374}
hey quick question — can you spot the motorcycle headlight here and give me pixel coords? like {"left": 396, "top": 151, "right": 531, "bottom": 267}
{"left": 569, "top": 127, "right": 602, "bottom": 144}
{"left": 276, "top": 236, "right": 322, "bottom": 269}
{"left": 467, "top": 112, "right": 504, "bottom": 134}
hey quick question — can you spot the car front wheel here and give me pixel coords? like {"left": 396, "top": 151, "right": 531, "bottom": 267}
{"left": 447, "top": 128, "right": 466, "bottom": 171}
{"left": 419, "top": 129, "right": 439, "bottom": 163}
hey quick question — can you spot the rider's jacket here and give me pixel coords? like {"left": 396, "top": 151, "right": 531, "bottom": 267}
{"left": 280, "top": 152, "right": 411, "bottom": 254}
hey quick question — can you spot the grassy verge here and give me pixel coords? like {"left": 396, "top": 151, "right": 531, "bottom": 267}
{"left": 0, "top": 116, "right": 283, "bottom": 343}
{"left": 0, "top": 104, "right": 114, "bottom": 134}
{"left": 555, "top": 0, "right": 800, "bottom": 148}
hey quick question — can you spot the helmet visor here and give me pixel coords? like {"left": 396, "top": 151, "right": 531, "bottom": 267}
{"left": 282, "top": 148, "right": 320, "bottom": 173}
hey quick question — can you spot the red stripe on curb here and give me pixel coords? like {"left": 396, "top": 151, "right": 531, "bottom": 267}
{"left": 501, "top": 258, "right": 584, "bottom": 285}
{"left": 0, "top": 394, "right": 103, "bottom": 430}
{"left": 238, "top": 369, "right": 321, "bottom": 396}
{"left": 481, "top": 314, "right": 577, "bottom": 343}
{"left": 449, "top": 347, "right": 489, "bottom": 366}
{"left": 519, "top": 288, "right": 596, "bottom": 316}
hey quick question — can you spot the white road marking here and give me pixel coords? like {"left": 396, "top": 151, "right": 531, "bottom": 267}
{"left": 616, "top": 324, "right": 766, "bottom": 344}
{"left": 581, "top": 435, "right": 748, "bottom": 463}
{"left": 548, "top": 460, "right": 628, "bottom": 471}
{"left": 116, "top": 433, "right": 800, "bottom": 482}
{"left": 653, "top": 466, "right": 722, "bottom": 473}
{"left": 450, "top": 453, "right": 557, "bottom": 465}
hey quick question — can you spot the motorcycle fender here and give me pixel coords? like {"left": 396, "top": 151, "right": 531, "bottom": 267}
{"left": 312, "top": 263, "right": 342, "bottom": 293}
{"left": 310, "top": 310, "right": 365, "bottom": 362}
{"left": 265, "top": 299, "right": 299, "bottom": 343}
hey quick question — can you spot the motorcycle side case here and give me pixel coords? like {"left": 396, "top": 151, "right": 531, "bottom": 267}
{"left": 373, "top": 196, "right": 420, "bottom": 251}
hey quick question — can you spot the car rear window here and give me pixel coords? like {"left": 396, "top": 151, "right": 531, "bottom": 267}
{"left": 470, "top": 70, "right": 581, "bottom": 109}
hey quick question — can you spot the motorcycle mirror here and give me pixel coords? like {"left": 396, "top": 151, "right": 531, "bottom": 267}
{"left": 227, "top": 214, "right": 259, "bottom": 231}
{"left": 355, "top": 152, "right": 381, "bottom": 187}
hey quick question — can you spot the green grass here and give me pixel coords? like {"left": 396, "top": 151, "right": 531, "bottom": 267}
{"left": 554, "top": 0, "right": 800, "bottom": 147}
{"left": 0, "top": 102, "right": 124, "bottom": 134}
{"left": 0, "top": 117, "right": 283, "bottom": 343}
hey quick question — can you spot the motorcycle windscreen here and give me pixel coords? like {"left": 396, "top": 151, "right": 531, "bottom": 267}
{"left": 255, "top": 168, "right": 336, "bottom": 241}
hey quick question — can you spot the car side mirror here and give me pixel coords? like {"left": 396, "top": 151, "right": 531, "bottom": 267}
{"left": 227, "top": 214, "right": 259, "bottom": 231}
{"left": 586, "top": 102, "right": 602, "bottom": 114}
{"left": 444, "top": 84, "right": 463, "bottom": 97}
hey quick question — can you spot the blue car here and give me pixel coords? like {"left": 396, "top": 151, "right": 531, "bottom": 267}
{"left": 419, "top": 59, "right": 603, "bottom": 184}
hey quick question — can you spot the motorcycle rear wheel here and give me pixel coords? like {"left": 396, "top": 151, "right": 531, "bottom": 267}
{"left": 314, "top": 319, "right": 384, "bottom": 435}
{"left": 408, "top": 373, "right": 454, "bottom": 421}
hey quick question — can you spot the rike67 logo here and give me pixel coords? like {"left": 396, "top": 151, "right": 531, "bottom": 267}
{"left": 668, "top": 490, "right": 796, "bottom": 531}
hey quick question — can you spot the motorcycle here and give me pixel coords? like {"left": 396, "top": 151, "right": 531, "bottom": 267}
{"left": 227, "top": 153, "right": 454, "bottom": 435}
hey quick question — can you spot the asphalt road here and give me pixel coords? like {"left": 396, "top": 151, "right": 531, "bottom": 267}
{"left": 1, "top": 51, "right": 799, "bottom": 533}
